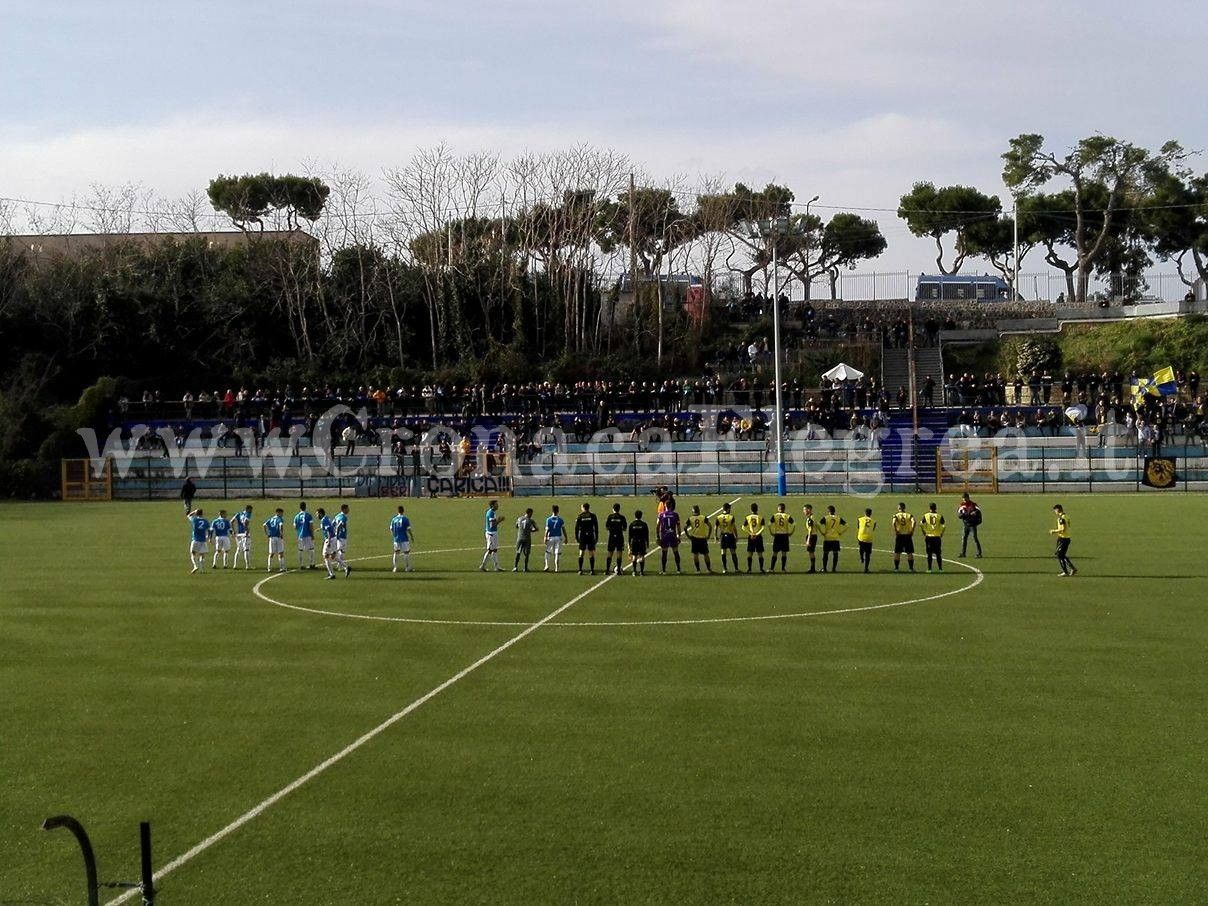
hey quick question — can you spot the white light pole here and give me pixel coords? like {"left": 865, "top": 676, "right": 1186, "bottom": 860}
{"left": 1012, "top": 194, "right": 1020, "bottom": 302}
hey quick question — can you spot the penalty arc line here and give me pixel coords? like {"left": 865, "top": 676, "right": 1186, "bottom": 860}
{"left": 104, "top": 568, "right": 622, "bottom": 905}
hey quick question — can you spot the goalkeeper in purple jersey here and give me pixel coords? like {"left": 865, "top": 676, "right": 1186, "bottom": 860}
{"left": 656, "top": 507, "right": 682, "bottom": 574}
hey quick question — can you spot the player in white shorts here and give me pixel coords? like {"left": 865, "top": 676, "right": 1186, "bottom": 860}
{"left": 186, "top": 509, "right": 210, "bottom": 573}
{"left": 294, "top": 501, "right": 317, "bottom": 569}
{"left": 231, "top": 504, "right": 253, "bottom": 569}
{"left": 543, "top": 505, "right": 566, "bottom": 572}
{"left": 332, "top": 503, "right": 351, "bottom": 577}
{"left": 390, "top": 505, "right": 414, "bottom": 572}
{"left": 478, "top": 499, "right": 503, "bottom": 571}
{"left": 210, "top": 509, "right": 233, "bottom": 568}
{"left": 264, "top": 507, "right": 287, "bottom": 572}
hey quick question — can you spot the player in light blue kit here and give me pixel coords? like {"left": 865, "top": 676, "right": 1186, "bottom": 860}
{"left": 264, "top": 507, "right": 287, "bottom": 572}
{"left": 294, "top": 501, "right": 316, "bottom": 570}
{"left": 390, "top": 505, "right": 414, "bottom": 573}
{"left": 186, "top": 508, "right": 210, "bottom": 574}
{"left": 209, "top": 509, "right": 233, "bottom": 569}
{"left": 231, "top": 504, "right": 254, "bottom": 569}
{"left": 333, "top": 503, "right": 351, "bottom": 577}
{"left": 543, "top": 504, "right": 566, "bottom": 572}
{"left": 479, "top": 499, "right": 503, "bottom": 572}
{"left": 317, "top": 508, "right": 338, "bottom": 579}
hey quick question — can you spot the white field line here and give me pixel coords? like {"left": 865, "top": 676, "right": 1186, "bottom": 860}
{"left": 105, "top": 568, "right": 621, "bottom": 905}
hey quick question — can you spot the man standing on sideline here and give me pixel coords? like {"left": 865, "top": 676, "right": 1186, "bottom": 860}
{"left": 714, "top": 501, "right": 739, "bottom": 574}
{"left": 1050, "top": 503, "right": 1077, "bottom": 576}
{"left": 769, "top": 502, "right": 795, "bottom": 573}
{"left": 294, "top": 501, "right": 316, "bottom": 570}
{"left": 544, "top": 504, "right": 566, "bottom": 572}
{"left": 682, "top": 504, "right": 713, "bottom": 573}
{"left": 264, "top": 507, "right": 287, "bottom": 573}
{"left": 333, "top": 503, "right": 352, "bottom": 577}
{"left": 513, "top": 507, "right": 537, "bottom": 572}
{"left": 920, "top": 502, "right": 945, "bottom": 572}
{"left": 857, "top": 507, "right": 877, "bottom": 573}
{"left": 628, "top": 509, "right": 650, "bottom": 577}
{"left": 958, "top": 492, "right": 983, "bottom": 558}
{"left": 574, "top": 502, "right": 599, "bottom": 575}
{"left": 180, "top": 475, "right": 197, "bottom": 513}
{"left": 801, "top": 503, "right": 819, "bottom": 574}
{"left": 891, "top": 502, "right": 916, "bottom": 572}
{"left": 604, "top": 503, "right": 628, "bottom": 576}
{"left": 186, "top": 508, "right": 209, "bottom": 573}
{"left": 742, "top": 502, "right": 767, "bottom": 574}
{"left": 210, "top": 509, "right": 233, "bottom": 569}
{"left": 391, "top": 506, "right": 414, "bottom": 573}
{"left": 479, "top": 499, "right": 503, "bottom": 572}
{"left": 819, "top": 505, "right": 847, "bottom": 572}
{"left": 232, "top": 504, "right": 254, "bottom": 569}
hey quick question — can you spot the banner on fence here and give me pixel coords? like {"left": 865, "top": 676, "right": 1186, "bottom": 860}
{"left": 1141, "top": 457, "right": 1177, "bottom": 489}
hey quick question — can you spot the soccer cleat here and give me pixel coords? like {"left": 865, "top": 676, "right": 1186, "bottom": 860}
{"left": 344, "top": 565, "right": 351, "bottom": 577}
{"left": 393, "top": 566, "right": 399, "bottom": 573}
{"left": 479, "top": 565, "right": 486, "bottom": 572}
{"left": 325, "top": 574, "right": 335, "bottom": 580}
{"left": 512, "top": 566, "right": 518, "bottom": 572}
{"left": 190, "top": 566, "right": 199, "bottom": 574}
{"left": 577, "top": 569, "right": 583, "bottom": 575}
{"left": 1058, "top": 571, "right": 1068, "bottom": 577}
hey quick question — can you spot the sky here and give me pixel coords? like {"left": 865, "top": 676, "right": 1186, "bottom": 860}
{"left": 2, "top": 0, "right": 1204, "bottom": 272}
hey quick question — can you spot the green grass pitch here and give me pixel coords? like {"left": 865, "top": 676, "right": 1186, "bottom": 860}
{"left": 3, "top": 493, "right": 1207, "bottom": 904}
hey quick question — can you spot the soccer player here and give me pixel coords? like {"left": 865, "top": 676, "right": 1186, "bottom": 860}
{"left": 390, "top": 505, "right": 414, "bottom": 572}
{"left": 1050, "top": 503, "right": 1077, "bottom": 576}
{"left": 742, "top": 502, "right": 766, "bottom": 574}
{"left": 920, "top": 502, "right": 945, "bottom": 572}
{"left": 819, "top": 505, "right": 846, "bottom": 573}
{"left": 264, "top": 507, "right": 287, "bottom": 572}
{"left": 657, "top": 505, "right": 682, "bottom": 574}
{"left": 604, "top": 503, "right": 628, "bottom": 575}
{"left": 232, "top": 504, "right": 254, "bottom": 569}
{"left": 333, "top": 504, "right": 351, "bottom": 577}
{"left": 574, "top": 503, "right": 599, "bottom": 575}
{"left": 856, "top": 507, "right": 876, "bottom": 573}
{"left": 682, "top": 504, "right": 713, "bottom": 573}
{"left": 801, "top": 503, "right": 819, "bottom": 574}
{"left": 769, "top": 503, "right": 795, "bottom": 572}
{"left": 318, "top": 507, "right": 338, "bottom": 579}
{"left": 543, "top": 505, "right": 566, "bottom": 572}
{"left": 628, "top": 509, "right": 650, "bottom": 577}
{"left": 479, "top": 499, "right": 503, "bottom": 572}
{"left": 294, "top": 501, "right": 316, "bottom": 570}
{"left": 714, "top": 501, "right": 739, "bottom": 574}
{"left": 210, "top": 509, "right": 232, "bottom": 569}
{"left": 957, "top": 492, "right": 983, "bottom": 558}
{"left": 513, "top": 508, "right": 537, "bottom": 572}
{"left": 891, "top": 502, "right": 916, "bottom": 572}
{"left": 186, "top": 508, "right": 210, "bottom": 573}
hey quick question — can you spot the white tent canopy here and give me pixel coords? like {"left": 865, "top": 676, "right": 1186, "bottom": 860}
{"left": 822, "top": 363, "right": 864, "bottom": 382}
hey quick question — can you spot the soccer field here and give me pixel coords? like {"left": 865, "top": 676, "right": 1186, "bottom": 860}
{"left": 3, "top": 493, "right": 1207, "bottom": 904}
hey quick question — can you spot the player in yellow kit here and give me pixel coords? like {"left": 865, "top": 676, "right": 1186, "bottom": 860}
{"left": 1050, "top": 503, "right": 1077, "bottom": 577}
{"left": 769, "top": 502, "right": 795, "bottom": 572}
{"left": 819, "top": 505, "right": 846, "bottom": 573}
{"left": 714, "top": 501, "right": 739, "bottom": 575}
{"left": 920, "top": 502, "right": 945, "bottom": 573}
{"left": 891, "top": 502, "right": 916, "bottom": 572}
{"left": 742, "top": 502, "right": 767, "bottom": 574}
{"left": 801, "top": 503, "right": 819, "bottom": 574}
{"left": 682, "top": 504, "right": 714, "bottom": 574}
{"left": 856, "top": 507, "right": 876, "bottom": 573}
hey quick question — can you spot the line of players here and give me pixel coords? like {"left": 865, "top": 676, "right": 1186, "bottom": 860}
{"left": 185, "top": 502, "right": 353, "bottom": 579}
{"left": 486, "top": 498, "right": 951, "bottom": 576}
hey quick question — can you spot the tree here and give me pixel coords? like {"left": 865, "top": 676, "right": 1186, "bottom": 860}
{"left": 897, "top": 182, "right": 1002, "bottom": 274}
{"left": 1142, "top": 166, "right": 1208, "bottom": 290}
{"left": 1001, "top": 134, "right": 1184, "bottom": 303}
{"left": 779, "top": 212, "right": 887, "bottom": 299}
{"left": 207, "top": 173, "right": 330, "bottom": 232}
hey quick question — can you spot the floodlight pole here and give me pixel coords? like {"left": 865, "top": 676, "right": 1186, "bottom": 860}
{"left": 772, "top": 237, "right": 786, "bottom": 496}
{"left": 1012, "top": 194, "right": 1020, "bottom": 302}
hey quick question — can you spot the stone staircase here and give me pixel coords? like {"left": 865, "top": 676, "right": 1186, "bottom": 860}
{"left": 881, "top": 343, "right": 947, "bottom": 405}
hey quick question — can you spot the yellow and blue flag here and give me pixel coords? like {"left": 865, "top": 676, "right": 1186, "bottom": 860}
{"left": 1152, "top": 366, "right": 1177, "bottom": 396}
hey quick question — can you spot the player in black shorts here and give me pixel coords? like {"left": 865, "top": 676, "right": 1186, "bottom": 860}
{"left": 604, "top": 503, "right": 628, "bottom": 575}
{"left": 627, "top": 509, "right": 649, "bottom": 577}
{"left": 574, "top": 502, "right": 599, "bottom": 575}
